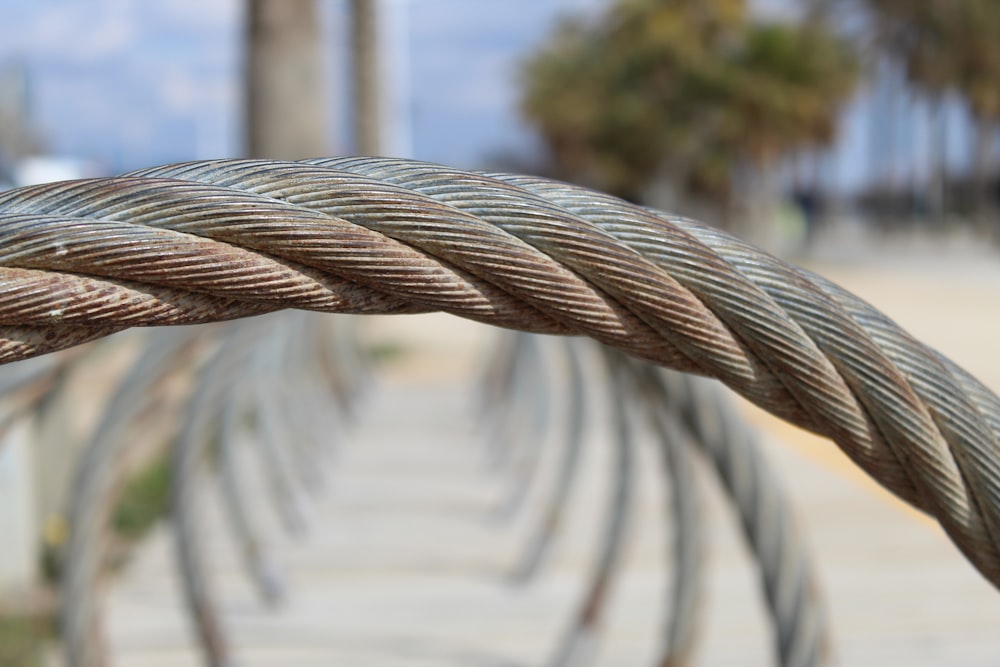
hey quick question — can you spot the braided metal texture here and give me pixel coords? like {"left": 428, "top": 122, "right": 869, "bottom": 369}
{"left": 1, "top": 157, "right": 999, "bottom": 589}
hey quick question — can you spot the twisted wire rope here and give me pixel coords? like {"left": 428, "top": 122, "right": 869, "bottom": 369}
{"left": 500, "top": 334, "right": 828, "bottom": 666}
{"left": 626, "top": 362, "right": 707, "bottom": 667}
{"left": 0, "top": 157, "right": 998, "bottom": 588}
{"left": 492, "top": 334, "right": 554, "bottom": 519}
{"left": 296, "top": 315, "right": 361, "bottom": 458}
{"left": 172, "top": 316, "right": 308, "bottom": 666}
{"left": 550, "top": 346, "right": 636, "bottom": 667}
{"left": 209, "top": 318, "right": 346, "bottom": 607}
{"left": 252, "top": 319, "right": 325, "bottom": 506}
{"left": 511, "top": 336, "right": 589, "bottom": 582}
{"left": 173, "top": 325, "right": 252, "bottom": 667}
{"left": 248, "top": 332, "right": 312, "bottom": 536}
{"left": 173, "top": 313, "right": 346, "bottom": 667}
{"left": 61, "top": 328, "right": 203, "bottom": 667}
{"left": 635, "top": 365, "right": 830, "bottom": 667}
{"left": 480, "top": 331, "right": 542, "bottom": 473}
{"left": 0, "top": 352, "right": 61, "bottom": 399}
{"left": 0, "top": 353, "right": 61, "bottom": 440}
{"left": 326, "top": 315, "right": 375, "bottom": 413}
{"left": 216, "top": 360, "right": 287, "bottom": 606}
{"left": 273, "top": 313, "right": 347, "bottom": 468}
{"left": 491, "top": 334, "right": 710, "bottom": 667}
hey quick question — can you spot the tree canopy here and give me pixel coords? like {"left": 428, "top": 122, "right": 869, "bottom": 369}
{"left": 865, "top": 0, "right": 1000, "bottom": 121}
{"left": 859, "top": 0, "right": 1000, "bottom": 227}
{"left": 520, "top": 0, "right": 860, "bottom": 210}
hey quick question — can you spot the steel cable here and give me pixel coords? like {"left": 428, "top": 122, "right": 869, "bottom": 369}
{"left": 0, "top": 354, "right": 62, "bottom": 441}
{"left": 550, "top": 346, "right": 636, "bottom": 667}
{"left": 490, "top": 334, "right": 709, "bottom": 666}
{"left": 254, "top": 318, "right": 325, "bottom": 500}
{"left": 216, "top": 363, "right": 287, "bottom": 607}
{"left": 0, "top": 157, "right": 998, "bottom": 588}
{"left": 511, "top": 337, "right": 589, "bottom": 582}
{"left": 493, "top": 334, "right": 553, "bottom": 520}
{"left": 635, "top": 366, "right": 830, "bottom": 667}
{"left": 60, "top": 328, "right": 202, "bottom": 667}
{"left": 501, "top": 335, "right": 827, "bottom": 666}
{"left": 481, "top": 332, "right": 545, "bottom": 475}
{"left": 173, "top": 326, "right": 252, "bottom": 667}
{"left": 627, "top": 362, "right": 707, "bottom": 667}
{"left": 250, "top": 328, "right": 314, "bottom": 535}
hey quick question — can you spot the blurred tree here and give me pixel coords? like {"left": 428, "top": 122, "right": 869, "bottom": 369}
{"left": 863, "top": 0, "right": 1000, "bottom": 233}
{"left": 521, "top": 0, "right": 747, "bottom": 204}
{"left": 520, "top": 0, "right": 859, "bottom": 237}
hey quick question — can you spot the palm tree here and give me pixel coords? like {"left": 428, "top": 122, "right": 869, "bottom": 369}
{"left": 523, "top": 0, "right": 750, "bottom": 204}
{"left": 351, "top": 0, "right": 381, "bottom": 155}
{"left": 720, "top": 20, "right": 859, "bottom": 235}
{"left": 245, "top": 0, "right": 329, "bottom": 159}
{"left": 520, "top": 0, "right": 859, "bottom": 240}
{"left": 862, "top": 0, "right": 1000, "bottom": 234}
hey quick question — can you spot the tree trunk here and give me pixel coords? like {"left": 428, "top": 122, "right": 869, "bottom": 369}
{"left": 351, "top": 0, "right": 381, "bottom": 155}
{"left": 736, "top": 158, "right": 781, "bottom": 249}
{"left": 928, "top": 98, "right": 948, "bottom": 227}
{"left": 971, "top": 113, "right": 998, "bottom": 240}
{"left": 245, "top": 0, "right": 329, "bottom": 159}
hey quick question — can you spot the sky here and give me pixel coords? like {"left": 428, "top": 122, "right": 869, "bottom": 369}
{"left": 0, "top": 0, "right": 611, "bottom": 173}
{"left": 0, "top": 0, "right": 243, "bottom": 171}
{"left": 0, "top": 0, "right": 982, "bottom": 193}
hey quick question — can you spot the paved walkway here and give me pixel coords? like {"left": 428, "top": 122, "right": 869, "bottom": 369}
{"left": 100, "top": 256, "right": 1000, "bottom": 667}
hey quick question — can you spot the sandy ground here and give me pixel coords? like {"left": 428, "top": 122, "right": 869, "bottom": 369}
{"left": 86, "top": 248, "right": 1000, "bottom": 667}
